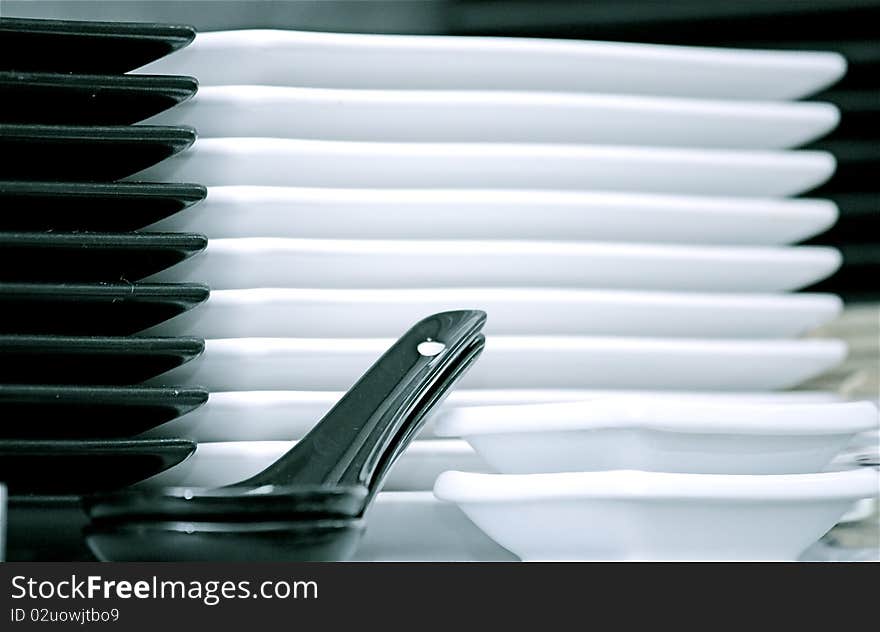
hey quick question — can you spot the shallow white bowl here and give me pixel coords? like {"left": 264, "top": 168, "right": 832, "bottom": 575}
{"left": 131, "top": 139, "right": 835, "bottom": 197}
{"left": 434, "top": 401, "right": 879, "bottom": 474}
{"left": 433, "top": 469, "right": 879, "bottom": 560}
{"left": 138, "top": 29, "right": 845, "bottom": 100}
{"left": 146, "top": 86, "right": 839, "bottom": 149}
{"left": 142, "top": 288, "right": 842, "bottom": 340}
{"left": 145, "top": 187, "right": 839, "bottom": 245}
{"left": 145, "top": 239, "right": 842, "bottom": 293}
{"left": 140, "top": 389, "right": 842, "bottom": 442}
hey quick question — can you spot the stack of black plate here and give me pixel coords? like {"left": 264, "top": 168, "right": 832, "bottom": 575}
{"left": 0, "top": 18, "right": 215, "bottom": 560}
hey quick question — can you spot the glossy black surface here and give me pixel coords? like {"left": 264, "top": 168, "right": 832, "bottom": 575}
{"left": 0, "top": 71, "right": 198, "bottom": 125}
{"left": 0, "top": 335, "right": 204, "bottom": 385}
{"left": 0, "top": 385, "right": 209, "bottom": 439}
{"left": 0, "top": 438, "right": 195, "bottom": 494}
{"left": 0, "top": 17, "right": 195, "bottom": 74}
{"left": 86, "top": 519, "right": 365, "bottom": 562}
{"left": 0, "top": 181, "right": 206, "bottom": 231}
{"left": 0, "top": 232, "right": 207, "bottom": 282}
{"left": 0, "top": 282, "right": 209, "bottom": 335}
{"left": 86, "top": 311, "right": 487, "bottom": 561}
{"left": 6, "top": 495, "right": 95, "bottom": 562}
{"left": 0, "top": 124, "right": 195, "bottom": 181}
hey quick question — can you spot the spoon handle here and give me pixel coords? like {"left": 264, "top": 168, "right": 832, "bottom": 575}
{"left": 240, "top": 310, "right": 486, "bottom": 491}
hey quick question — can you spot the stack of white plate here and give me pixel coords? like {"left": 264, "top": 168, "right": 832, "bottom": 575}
{"left": 124, "top": 30, "right": 878, "bottom": 560}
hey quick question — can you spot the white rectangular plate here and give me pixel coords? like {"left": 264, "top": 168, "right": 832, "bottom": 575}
{"left": 137, "top": 29, "right": 845, "bottom": 100}
{"left": 131, "top": 139, "right": 835, "bottom": 197}
{"left": 144, "top": 336, "right": 847, "bottom": 392}
{"left": 145, "top": 186, "right": 839, "bottom": 245}
{"left": 146, "top": 86, "right": 840, "bottom": 149}
{"left": 145, "top": 239, "right": 842, "bottom": 293}
{"left": 141, "top": 287, "right": 842, "bottom": 340}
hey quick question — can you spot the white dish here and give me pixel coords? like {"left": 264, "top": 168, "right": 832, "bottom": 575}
{"left": 144, "top": 336, "right": 847, "bottom": 392}
{"left": 354, "top": 492, "right": 516, "bottom": 562}
{"left": 137, "top": 29, "right": 845, "bottom": 100}
{"left": 145, "top": 239, "right": 842, "bottom": 293}
{"left": 141, "top": 389, "right": 843, "bottom": 443}
{"left": 433, "top": 469, "right": 879, "bottom": 560}
{"left": 434, "top": 401, "right": 879, "bottom": 475}
{"left": 145, "top": 186, "right": 839, "bottom": 245}
{"left": 145, "top": 86, "right": 840, "bottom": 149}
{"left": 131, "top": 139, "right": 835, "bottom": 197}
{"left": 142, "top": 287, "right": 842, "bottom": 340}
{"left": 136, "top": 440, "right": 488, "bottom": 492}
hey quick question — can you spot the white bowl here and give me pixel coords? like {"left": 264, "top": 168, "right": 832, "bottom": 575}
{"left": 433, "top": 469, "right": 879, "bottom": 560}
{"left": 434, "top": 401, "right": 879, "bottom": 474}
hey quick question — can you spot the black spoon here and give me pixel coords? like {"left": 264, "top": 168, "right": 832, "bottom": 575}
{"left": 0, "top": 232, "right": 207, "bottom": 282}
{"left": 0, "top": 124, "right": 196, "bottom": 181}
{"left": 0, "top": 71, "right": 198, "bottom": 126}
{"left": 0, "top": 17, "right": 195, "bottom": 74}
{"left": 0, "top": 385, "right": 208, "bottom": 439}
{"left": 85, "top": 309, "right": 487, "bottom": 561}
{"left": 0, "top": 181, "right": 207, "bottom": 231}
{"left": 0, "top": 282, "right": 209, "bottom": 335}
{"left": 0, "top": 438, "right": 195, "bottom": 494}
{"left": 0, "top": 335, "right": 204, "bottom": 385}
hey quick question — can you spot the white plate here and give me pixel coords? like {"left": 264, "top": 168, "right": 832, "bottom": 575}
{"left": 145, "top": 86, "right": 840, "bottom": 149}
{"left": 145, "top": 187, "right": 839, "bottom": 245}
{"left": 433, "top": 469, "right": 879, "bottom": 560}
{"left": 144, "top": 336, "right": 847, "bottom": 392}
{"left": 142, "top": 288, "right": 842, "bottom": 340}
{"left": 137, "top": 29, "right": 845, "bottom": 100}
{"left": 434, "top": 401, "right": 879, "bottom": 475}
{"left": 131, "top": 139, "right": 835, "bottom": 197}
{"left": 354, "top": 492, "right": 516, "bottom": 562}
{"left": 136, "top": 440, "right": 488, "bottom": 492}
{"left": 141, "top": 389, "right": 843, "bottom": 443}
{"left": 145, "top": 239, "right": 842, "bottom": 293}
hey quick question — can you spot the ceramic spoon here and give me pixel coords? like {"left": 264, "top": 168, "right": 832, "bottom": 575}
{"left": 0, "top": 283, "right": 209, "bottom": 335}
{"left": 0, "top": 72, "right": 198, "bottom": 125}
{"left": 0, "top": 233, "right": 207, "bottom": 282}
{"left": 0, "top": 17, "right": 195, "bottom": 73}
{"left": 0, "top": 181, "right": 206, "bottom": 232}
{"left": 84, "top": 309, "right": 487, "bottom": 561}
{"left": 0, "top": 124, "right": 195, "bottom": 181}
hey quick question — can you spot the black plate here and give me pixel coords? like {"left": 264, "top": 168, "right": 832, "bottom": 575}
{"left": 0, "top": 181, "right": 206, "bottom": 231}
{"left": 0, "top": 71, "right": 198, "bottom": 125}
{"left": 6, "top": 495, "right": 95, "bottom": 562}
{"left": 0, "top": 124, "right": 196, "bottom": 181}
{"left": 0, "top": 385, "right": 208, "bottom": 439}
{"left": 0, "top": 438, "right": 195, "bottom": 494}
{"left": 0, "top": 335, "right": 204, "bottom": 385}
{"left": 0, "top": 282, "right": 209, "bottom": 335}
{"left": 0, "top": 232, "right": 207, "bottom": 282}
{"left": 0, "top": 17, "right": 195, "bottom": 74}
